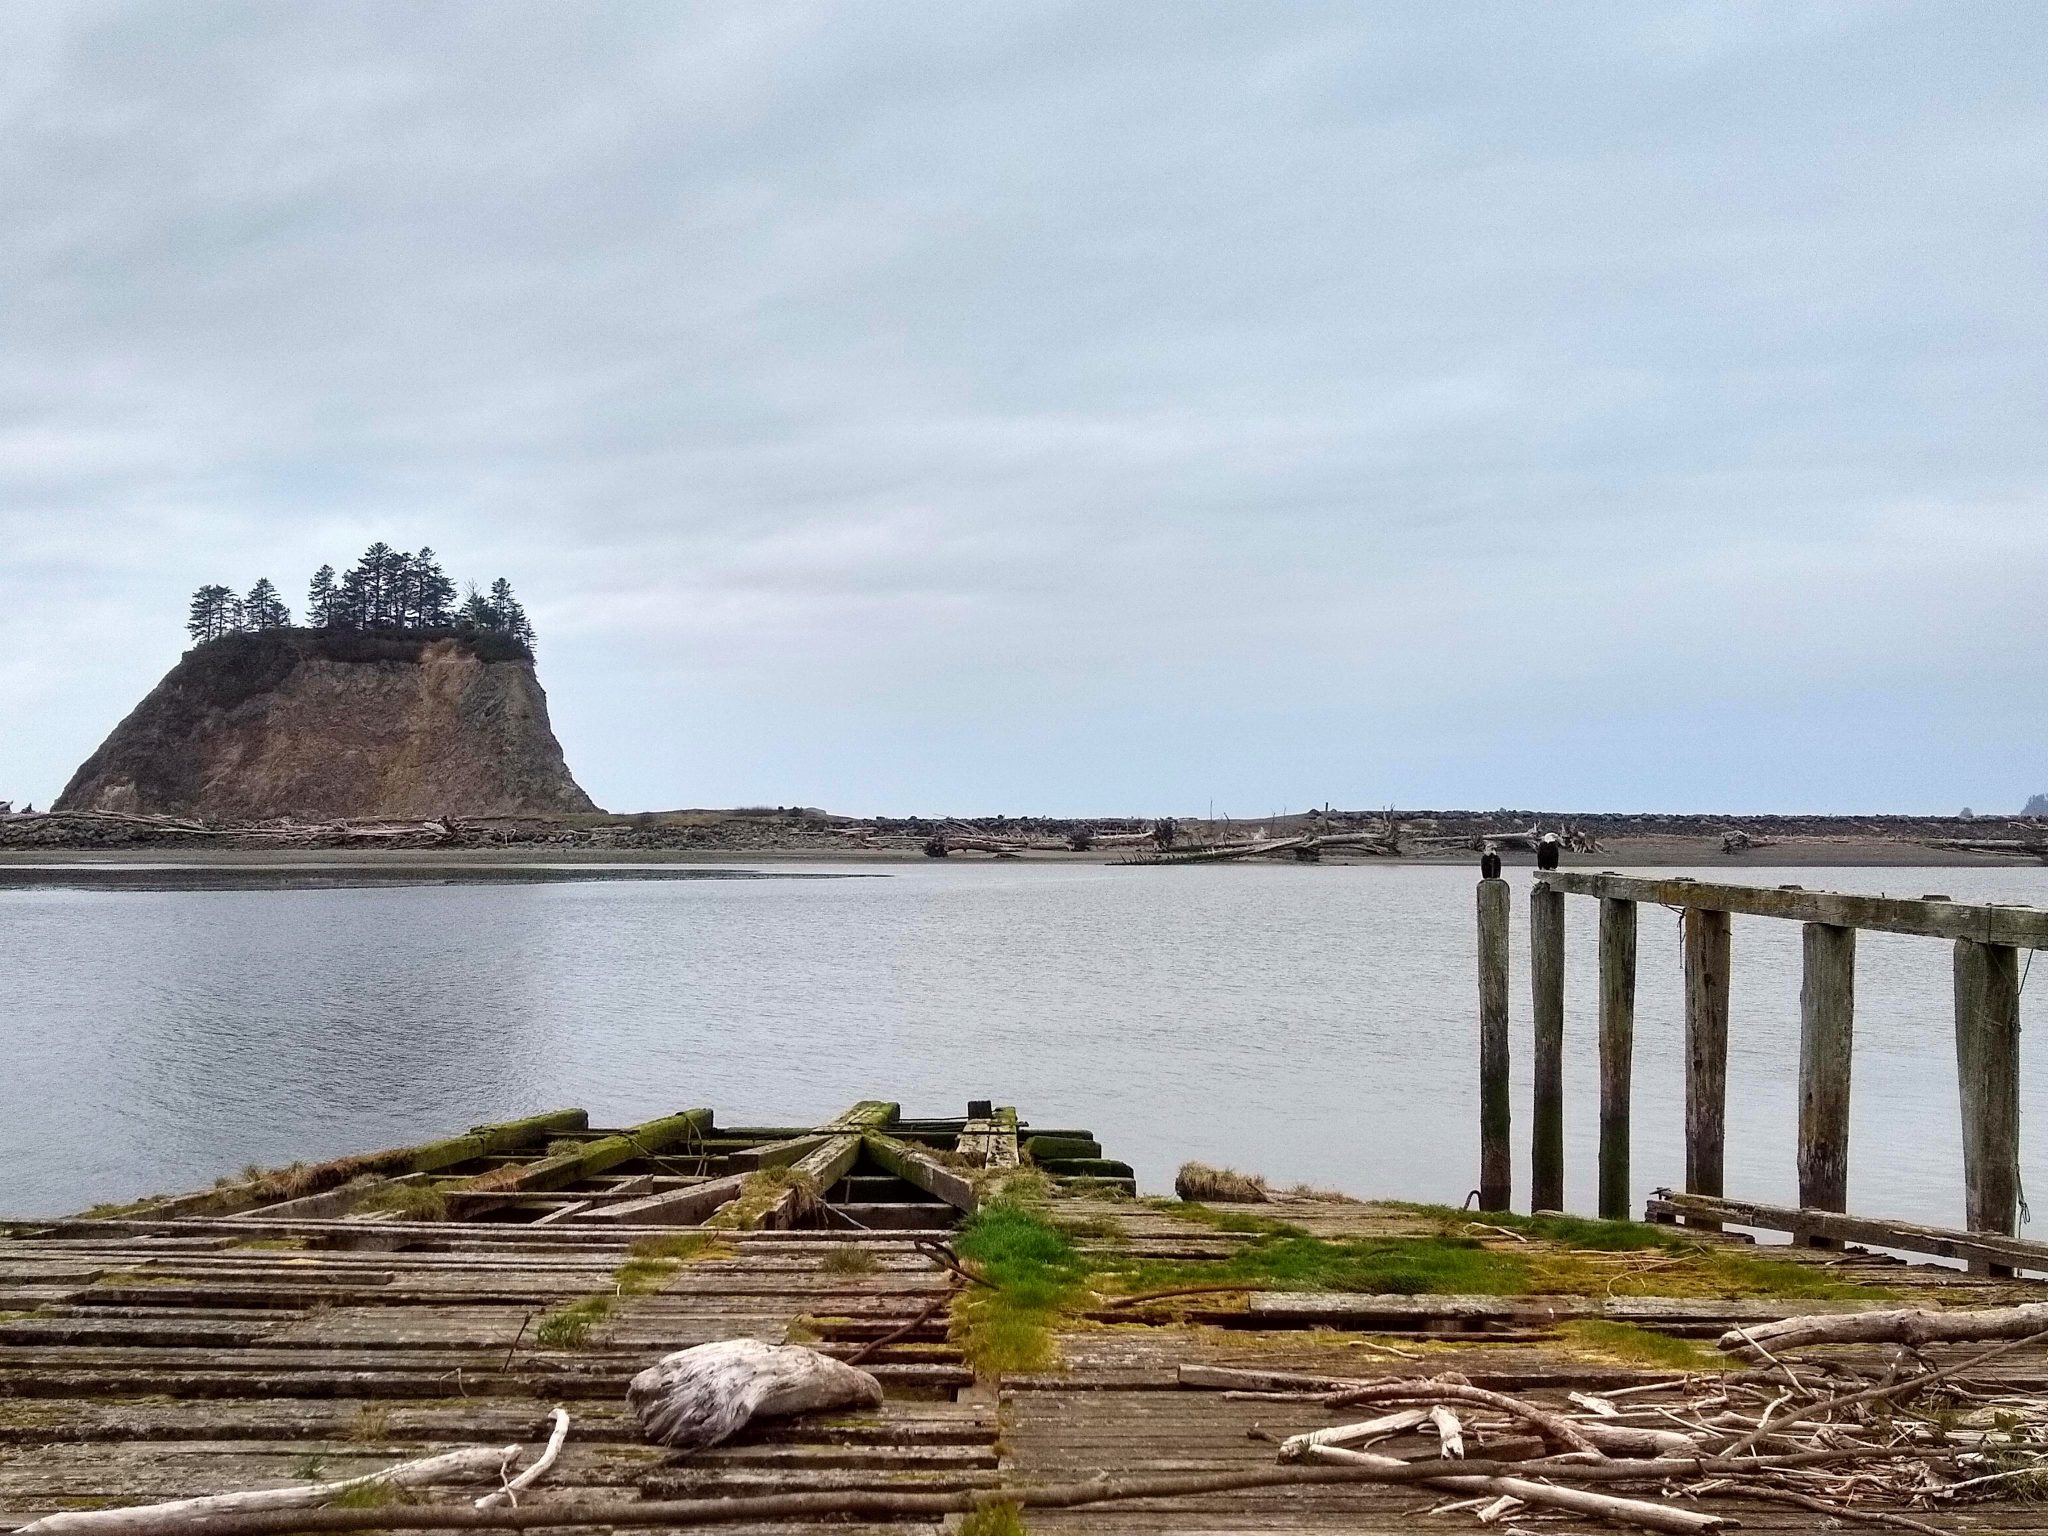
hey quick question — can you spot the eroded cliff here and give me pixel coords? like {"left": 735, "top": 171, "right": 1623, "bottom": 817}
{"left": 56, "top": 630, "right": 597, "bottom": 820}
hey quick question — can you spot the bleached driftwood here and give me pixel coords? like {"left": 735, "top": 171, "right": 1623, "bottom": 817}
{"left": 1720, "top": 1301, "right": 2048, "bottom": 1358}
{"left": 627, "top": 1338, "right": 883, "bottom": 1451}
{"left": 476, "top": 1407, "right": 568, "bottom": 1508}
{"left": 1428, "top": 1404, "right": 1466, "bottom": 1458}
{"left": 16, "top": 1444, "right": 516, "bottom": 1534}
{"left": 1278, "top": 1408, "right": 1430, "bottom": 1459}
{"left": 1299, "top": 1445, "right": 1727, "bottom": 1533}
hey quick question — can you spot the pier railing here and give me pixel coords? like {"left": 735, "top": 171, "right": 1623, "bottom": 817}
{"left": 1476, "top": 871, "right": 2047, "bottom": 1261}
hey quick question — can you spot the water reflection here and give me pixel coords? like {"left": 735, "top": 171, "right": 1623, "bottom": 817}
{"left": 4, "top": 863, "right": 2043, "bottom": 1226}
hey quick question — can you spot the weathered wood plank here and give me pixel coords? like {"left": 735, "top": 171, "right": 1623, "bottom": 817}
{"left": 454, "top": 1108, "right": 714, "bottom": 1194}
{"left": 1597, "top": 895, "right": 1636, "bottom": 1221}
{"left": 1647, "top": 1192, "right": 2048, "bottom": 1273}
{"left": 1682, "top": 907, "right": 1731, "bottom": 1222}
{"left": 861, "top": 1134, "right": 977, "bottom": 1213}
{"left": 1475, "top": 876, "right": 1511, "bottom": 1212}
{"left": 1538, "top": 871, "right": 2048, "bottom": 948}
{"left": 1797, "top": 922, "right": 1855, "bottom": 1218}
{"left": 1528, "top": 880, "right": 1565, "bottom": 1213}
{"left": 1955, "top": 938, "right": 2022, "bottom": 1253}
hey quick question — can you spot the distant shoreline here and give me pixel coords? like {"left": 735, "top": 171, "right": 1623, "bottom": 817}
{"left": 0, "top": 833, "right": 2037, "bottom": 892}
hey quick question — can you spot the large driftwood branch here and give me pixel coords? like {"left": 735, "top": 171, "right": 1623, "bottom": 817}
{"left": 149, "top": 1449, "right": 1900, "bottom": 1532}
{"left": 1719, "top": 1301, "right": 2048, "bottom": 1357}
{"left": 18, "top": 1446, "right": 518, "bottom": 1534}
{"left": 1301, "top": 1445, "right": 1727, "bottom": 1533}
{"left": 1323, "top": 1375, "right": 1696, "bottom": 1457}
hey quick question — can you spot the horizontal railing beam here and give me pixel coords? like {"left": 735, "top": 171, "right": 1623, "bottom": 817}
{"left": 1536, "top": 872, "right": 2048, "bottom": 948}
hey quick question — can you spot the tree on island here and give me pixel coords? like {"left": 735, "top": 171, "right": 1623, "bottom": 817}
{"left": 243, "top": 578, "right": 291, "bottom": 630}
{"left": 186, "top": 546, "right": 537, "bottom": 651}
{"left": 2027, "top": 794, "right": 2048, "bottom": 818}
{"left": 186, "top": 584, "right": 240, "bottom": 644}
{"left": 306, "top": 565, "right": 339, "bottom": 627}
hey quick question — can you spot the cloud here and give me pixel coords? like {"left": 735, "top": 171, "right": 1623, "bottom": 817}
{"left": 1, "top": 2, "right": 2043, "bottom": 812}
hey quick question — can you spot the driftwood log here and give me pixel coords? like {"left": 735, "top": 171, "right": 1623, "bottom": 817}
{"left": 1300, "top": 1445, "right": 1727, "bottom": 1533}
{"left": 626, "top": 1339, "right": 883, "bottom": 1451}
{"left": 16, "top": 1445, "right": 518, "bottom": 1534}
{"left": 1720, "top": 1300, "right": 2048, "bottom": 1357}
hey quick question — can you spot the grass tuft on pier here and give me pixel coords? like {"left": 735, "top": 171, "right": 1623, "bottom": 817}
{"left": 952, "top": 1202, "right": 1093, "bottom": 1373}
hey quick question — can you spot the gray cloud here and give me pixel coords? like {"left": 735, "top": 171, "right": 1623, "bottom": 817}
{"left": 2, "top": 2, "right": 2043, "bottom": 813}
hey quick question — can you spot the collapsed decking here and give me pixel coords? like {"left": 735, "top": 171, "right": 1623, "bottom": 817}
{"left": 7, "top": 1102, "right": 2048, "bottom": 1533}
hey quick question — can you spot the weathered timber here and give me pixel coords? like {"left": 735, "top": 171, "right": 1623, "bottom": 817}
{"left": 1681, "top": 907, "right": 1731, "bottom": 1223}
{"left": 587, "top": 1133, "right": 833, "bottom": 1226}
{"left": 1528, "top": 879, "right": 1565, "bottom": 1213}
{"left": 115, "top": 1110, "right": 591, "bottom": 1220}
{"left": 1537, "top": 870, "right": 2048, "bottom": 948}
{"left": 1647, "top": 1191, "right": 2048, "bottom": 1273}
{"left": 1244, "top": 1291, "right": 1894, "bottom": 1328}
{"left": 1717, "top": 1300, "right": 2048, "bottom": 1356}
{"left": 861, "top": 1135, "right": 976, "bottom": 1213}
{"left": 737, "top": 1103, "right": 899, "bottom": 1231}
{"left": 462, "top": 1110, "right": 713, "bottom": 1194}
{"left": 1475, "top": 876, "right": 1511, "bottom": 1212}
{"left": 1597, "top": 895, "right": 1636, "bottom": 1221}
{"left": 1797, "top": 922, "right": 1854, "bottom": 1219}
{"left": 1955, "top": 938, "right": 2022, "bottom": 1255}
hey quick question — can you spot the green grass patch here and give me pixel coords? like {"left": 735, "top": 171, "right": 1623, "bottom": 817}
{"left": 952, "top": 1202, "right": 1093, "bottom": 1374}
{"left": 627, "top": 1231, "right": 730, "bottom": 1263}
{"left": 613, "top": 1258, "right": 676, "bottom": 1296}
{"left": 535, "top": 1295, "right": 612, "bottom": 1348}
{"left": 1563, "top": 1320, "right": 1723, "bottom": 1371}
{"left": 228, "top": 1237, "right": 308, "bottom": 1251}
{"left": 821, "top": 1246, "right": 879, "bottom": 1275}
{"left": 353, "top": 1182, "right": 449, "bottom": 1221}
{"left": 1103, "top": 1233, "right": 1535, "bottom": 1299}
{"left": 1683, "top": 1250, "right": 1888, "bottom": 1300}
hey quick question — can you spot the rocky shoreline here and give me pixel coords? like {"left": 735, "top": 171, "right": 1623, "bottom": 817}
{"left": 2, "top": 805, "right": 2043, "bottom": 867}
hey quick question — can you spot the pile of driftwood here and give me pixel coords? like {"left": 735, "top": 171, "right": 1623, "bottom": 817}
{"left": 1183, "top": 1301, "right": 2048, "bottom": 1533}
{"left": 1925, "top": 835, "right": 2048, "bottom": 863}
{"left": 3, "top": 809, "right": 462, "bottom": 846}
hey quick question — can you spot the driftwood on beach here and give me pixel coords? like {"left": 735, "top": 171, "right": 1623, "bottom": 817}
{"left": 2, "top": 808, "right": 461, "bottom": 846}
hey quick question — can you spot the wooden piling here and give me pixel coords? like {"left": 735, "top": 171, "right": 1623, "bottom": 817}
{"left": 1797, "top": 922, "right": 1856, "bottom": 1222}
{"left": 1476, "top": 877, "right": 1512, "bottom": 1212}
{"left": 1954, "top": 938, "right": 2021, "bottom": 1259}
{"left": 1529, "top": 881, "right": 1566, "bottom": 1213}
{"left": 1682, "top": 908, "right": 1731, "bottom": 1227}
{"left": 1597, "top": 896, "right": 1637, "bottom": 1221}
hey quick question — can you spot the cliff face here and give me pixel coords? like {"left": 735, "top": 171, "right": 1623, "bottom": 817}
{"left": 56, "top": 630, "right": 598, "bottom": 820}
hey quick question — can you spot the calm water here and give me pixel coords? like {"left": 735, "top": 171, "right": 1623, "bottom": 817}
{"left": 4, "top": 862, "right": 2044, "bottom": 1227}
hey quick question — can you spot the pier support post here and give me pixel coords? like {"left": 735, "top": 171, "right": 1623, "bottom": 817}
{"left": 1477, "top": 876, "right": 1512, "bottom": 1212}
{"left": 1597, "top": 896, "right": 1637, "bottom": 1221}
{"left": 1955, "top": 938, "right": 2020, "bottom": 1271}
{"left": 1529, "top": 880, "right": 1565, "bottom": 1213}
{"left": 1682, "top": 908, "right": 1731, "bottom": 1228}
{"left": 1798, "top": 922, "right": 1855, "bottom": 1229}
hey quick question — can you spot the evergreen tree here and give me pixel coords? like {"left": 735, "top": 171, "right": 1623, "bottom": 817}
{"left": 455, "top": 585, "right": 494, "bottom": 633}
{"left": 340, "top": 543, "right": 400, "bottom": 628}
{"left": 185, "top": 584, "right": 237, "bottom": 644}
{"left": 243, "top": 578, "right": 291, "bottom": 630}
{"left": 307, "top": 564, "right": 339, "bottom": 627}
{"left": 411, "top": 547, "right": 456, "bottom": 628}
{"left": 488, "top": 577, "right": 536, "bottom": 651}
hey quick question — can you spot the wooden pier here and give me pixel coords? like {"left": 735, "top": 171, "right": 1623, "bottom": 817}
{"left": 10, "top": 1091, "right": 2048, "bottom": 1530}
{"left": 1474, "top": 871, "right": 2046, "bottom": 1266}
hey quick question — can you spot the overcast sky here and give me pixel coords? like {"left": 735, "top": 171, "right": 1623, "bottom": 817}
{"left": 2, "top": 4, "right": 2042, "bottom": 816}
